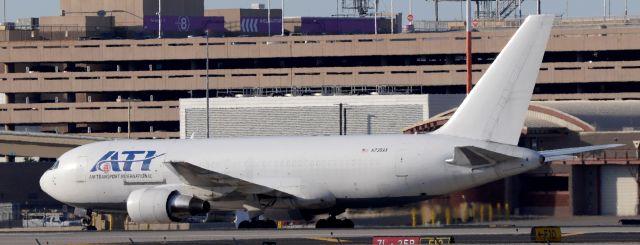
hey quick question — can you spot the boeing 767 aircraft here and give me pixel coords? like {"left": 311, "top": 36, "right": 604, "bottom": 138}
{"left": 40, "top": 15, "right": 621, "bottom": 229}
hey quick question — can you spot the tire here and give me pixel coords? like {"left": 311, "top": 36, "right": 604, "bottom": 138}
{"left": 315, "top": 219, "right": 328, "bottom": 229}
{"left": 255, "top": 220, "right": 266, "bottom": 228}
{"left": 238, "top": 221, "right": 252, "bottom": 229}
{"left": 341, "top": 219, "right": 355, "bottom": 229}
{"left": 265, "top": 220, "right": 278, "bottom": 229}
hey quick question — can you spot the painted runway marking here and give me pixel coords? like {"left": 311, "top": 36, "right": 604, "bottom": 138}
{"left": 309, "top": 237, "right": 351, "bottom": 243}
{"left": 562, "top": 232, "right": 586, "bottom": 237}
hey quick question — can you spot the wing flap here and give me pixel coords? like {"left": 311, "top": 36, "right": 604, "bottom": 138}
{"left": 544, "top": 155, "right": 575, "bottom": 162}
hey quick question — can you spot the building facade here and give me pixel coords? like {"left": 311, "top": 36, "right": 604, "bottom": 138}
{"left": 2, "top": 22, "right": 640, "bottom": 142}
{"left": 179, "top": 94, "right": 464, "bottom": 138}
{"left": 1, "top": 0, "right": 640, "bottom": 216}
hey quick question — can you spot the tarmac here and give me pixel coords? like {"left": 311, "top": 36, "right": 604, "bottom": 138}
{"left": 1, "top": 216, "right": 639, "bottom": 245}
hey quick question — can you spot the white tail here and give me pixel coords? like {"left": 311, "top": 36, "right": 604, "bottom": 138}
{"left": 435, "top": 15, "right": 554, "bottom": 145}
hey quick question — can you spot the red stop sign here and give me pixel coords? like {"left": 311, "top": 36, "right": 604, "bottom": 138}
{"left": 472, "top": 19, "right": 479, "bottom": 28}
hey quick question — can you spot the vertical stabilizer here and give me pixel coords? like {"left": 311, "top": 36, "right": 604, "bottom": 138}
{"left": 434, "top": 15, "right": 554, "bottom": 145}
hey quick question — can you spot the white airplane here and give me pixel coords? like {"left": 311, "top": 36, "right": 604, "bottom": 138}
{"left": 40, "top": 15, "right": 621, "bottom": 230}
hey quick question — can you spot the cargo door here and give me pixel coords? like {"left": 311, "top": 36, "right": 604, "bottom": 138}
{"left": 394, "top": 145, "right": 415, "bottom": 188}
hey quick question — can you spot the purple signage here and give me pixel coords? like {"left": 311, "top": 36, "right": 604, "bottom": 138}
{"left": 144, "top": 16, "right": 225, "bottom": 34}
{"left": 240, "top": 17, "right": 282, "bottom": 34}
{"left": 300, "top": 17, "right": 377, "bottom": 35}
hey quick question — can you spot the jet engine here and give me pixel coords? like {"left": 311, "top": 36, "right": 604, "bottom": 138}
{"left": 126, "top": 188, "right": 210, "bottom": 224}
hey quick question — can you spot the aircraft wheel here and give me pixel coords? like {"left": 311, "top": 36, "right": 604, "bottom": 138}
{"left": 265, "top": 220, "right": 278, "bottom": 229}
{"left": 238, "top": 220, "right": 252, "bottom": 229}
{"left": 315, "top": 219, "right": 328, "bottom": 229}
{"left": 340, "top": 219, "right": 355, "bottom": 229}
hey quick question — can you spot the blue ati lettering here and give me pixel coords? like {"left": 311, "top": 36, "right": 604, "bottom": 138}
{"left": 90, "top": 151, "right": 164, "bottom": 173}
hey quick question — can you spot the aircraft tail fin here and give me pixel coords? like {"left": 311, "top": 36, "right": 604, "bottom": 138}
{"left": 434, "top": 15, "right": 554, "bottom": 145}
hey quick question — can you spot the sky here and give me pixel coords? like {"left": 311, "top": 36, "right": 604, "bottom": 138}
{"left": 1, "top": 0, "right": 639, "bottom": 23}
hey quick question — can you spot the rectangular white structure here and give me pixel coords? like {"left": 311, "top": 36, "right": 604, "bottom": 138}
{"left": 179, "top": 94, "right": 464, "bottom": 139}
{"left": 600, "top": 165, "right": 639, "bottom": 216}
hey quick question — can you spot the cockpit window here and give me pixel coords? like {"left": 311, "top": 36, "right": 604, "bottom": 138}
{"left": 49, "top": 161, "right": 60, "bottom": 170}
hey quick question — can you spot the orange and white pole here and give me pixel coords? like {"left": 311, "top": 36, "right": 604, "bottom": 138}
{"left": 465, "top": 0, "right": 473, "bottom": 94}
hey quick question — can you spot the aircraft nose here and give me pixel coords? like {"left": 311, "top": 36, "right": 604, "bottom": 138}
{"left": 39, "top": 171, "right": 54, "bottom": 197}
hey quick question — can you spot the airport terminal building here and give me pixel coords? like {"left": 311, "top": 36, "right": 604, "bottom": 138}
{"left": 0, "top": 0, "right": 639, "bottom": 218}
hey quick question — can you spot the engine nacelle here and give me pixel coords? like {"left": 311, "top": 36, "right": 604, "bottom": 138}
{"left": 126, "top": 188, "right": 210, "bottom": 224}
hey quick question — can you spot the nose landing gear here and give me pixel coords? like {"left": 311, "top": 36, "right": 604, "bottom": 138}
{"left": 81, "top": 209, "right": 97, "bottom": 231}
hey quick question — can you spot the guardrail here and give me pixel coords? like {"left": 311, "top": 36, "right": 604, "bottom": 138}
{"left": 2, "top": 25, "right": 640, "bottom": 63}
{"left": 2, "top": 60, "right": 640, "bottom": 93}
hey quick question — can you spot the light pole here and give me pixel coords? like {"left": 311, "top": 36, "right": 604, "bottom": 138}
{"left": 537, "top": 0, "right": 541, "bottom": 15}
{"left": 267, "top": 0, "right": 271, "bottom": 36}
{"left": 205, "top": 30, "right": 210, "bottom": 139}
{"left": 391, "top": 0, "right": 394, "bottom": 34}
{"left": 124, "top": 98, "right": 141, "bottom": 139}
{"left": 339, "top": 103, "right": 343, "bottom": 135}
{"left": 128, "top": 99, "right": 131, "bottom": 139}
{"left": 374, "top": 0, "right": 378, "bottom": 35}
{"left": 157, "top": 0, "right": 162, "bottom": 39}
{"left": 281, "top": 0, "right": 285, "bottom": 36}
{"left": 410, "top": 0, "right": 413, "bottom": 16}
{"left": 465, "top": 0, "right": 473, "bottom": 94}
{"left": 625, "top": 0, "right": 629, "bottom": 20}
{"left": 518, "top": 0, "right": 522, "bottom": 19}
{"left": 603, "top": 0, "right": 606, "bottom": 20}
{"left": 343, "top": 107, "right": 351, "bottom": 136}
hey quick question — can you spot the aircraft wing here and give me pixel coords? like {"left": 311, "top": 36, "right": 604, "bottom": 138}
{"left": 539, "top": 144, "right": 625, "bottom": 162}
{"left": 165, "top": 161, "right": 294, "bottom": 198}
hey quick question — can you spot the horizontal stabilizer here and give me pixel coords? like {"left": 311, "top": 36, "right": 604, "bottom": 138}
{"left": 539, "top": 144, "right": 625, "bottom": 162}
{"left": 447, "top": 146, "right": 520, "bottom": 167}
{"left": 544, "top": 155, "right": 575, "bottom": 162}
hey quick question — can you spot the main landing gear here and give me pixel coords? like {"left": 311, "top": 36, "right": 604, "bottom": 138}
{"left": 315, "top": 216, "right": 354, "bottom": 229}
{"left": 81, "top": 209, "right": 97, "bottom": 231}
{"left": 238, "top": 218, "right": 278, "bottom": 229}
